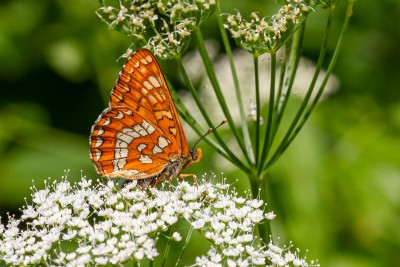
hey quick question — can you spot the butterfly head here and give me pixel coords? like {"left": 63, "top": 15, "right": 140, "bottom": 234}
{"left": 190, "top": 148, "right": 202, "bottom": 163}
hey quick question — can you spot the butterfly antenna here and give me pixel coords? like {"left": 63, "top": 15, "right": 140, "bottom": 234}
{"left": 192, "top": 119, "right": 227, "bottom": 149}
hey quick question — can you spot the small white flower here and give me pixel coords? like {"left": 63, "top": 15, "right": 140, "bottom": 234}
{"left": 76, "top": 245, "right": 92, "bottom": 254}
{"left": 248, "top": 198, "right": 263, "bottom": 208}
{"left": 191, "top": 219, "right": 206, "bottom": 229}
{"left": 66, "top": 252, "right": 76, "bottom": 261}
{"left": 265, "top": 211, "right": 276, "bottom": 220}
{"left": 95, "top": 257, "right": 109, "bottom": 265}
{"left": 115, "top": 202, "right": 124, "bottom": 210}
{"left": 172, "top": 232, "right": 182, "bottom": 241}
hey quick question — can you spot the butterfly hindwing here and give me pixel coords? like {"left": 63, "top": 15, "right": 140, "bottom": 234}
{"left": 90, "top": 107, "right": 178, "bottom": 179}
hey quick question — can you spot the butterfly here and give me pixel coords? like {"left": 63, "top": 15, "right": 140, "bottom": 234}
{"left": 89, "top": 49, "right": 202, "bottom": 188}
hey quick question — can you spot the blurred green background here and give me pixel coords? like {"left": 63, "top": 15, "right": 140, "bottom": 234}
{"left": 0, "top": 0, "right": 399, "bottom": 266}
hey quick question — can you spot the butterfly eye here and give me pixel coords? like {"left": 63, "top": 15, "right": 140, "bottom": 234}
{"left": 191, "top": 148, "right": 202, "bottom": 163}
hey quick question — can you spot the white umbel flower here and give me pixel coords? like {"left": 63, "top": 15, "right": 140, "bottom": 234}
{"left": 0, "top": 174, "right": 316, "bottom": 267}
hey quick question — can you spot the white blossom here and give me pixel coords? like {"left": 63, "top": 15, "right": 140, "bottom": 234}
{"left": 96, "top": 0, "right": 216, "bottom": 58}
{"left": 224, "top": 0, "right": 312, "bottom": 54}
{"left": 0, "top": 174, "right": 316, "bottom": 266}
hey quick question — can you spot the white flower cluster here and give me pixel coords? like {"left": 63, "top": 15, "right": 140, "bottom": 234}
{"left": 224, "top": 0, "right": 312, "bottom": 55}
{"left": 0, "top": 175, "right": 315, "bottom": 266}
{"left": 97, "top": 0, "right": 216, "bottom": 58}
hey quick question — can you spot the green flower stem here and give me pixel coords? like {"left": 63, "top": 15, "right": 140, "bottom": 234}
{"left": 284, "top": 1, "right": 355, "bottom": 150}
{"left": 265, "top": 1, "right": 353, "bottom": 169}
{"left": 249, "top": 172, "right": 272, "bottom": 244}
{"left": 254, "top": 55, "right": 261, "bottom": 168}
{"left": 175, "top": 56, "right": 251, "bottom": 173}
{"left": 175, "top": 224, "right": 193, "bottom": 267}
{"left": 258, "top": 52, "right": 277, "bottom": 174}
{"left": 162, "top": 226, "right": 175, "bottom": 267}
{"left": 275, "top": 46, "right": 290, "bottom": 114}
{"left": 215, "top": 1, "right": 255, "bottom": 165}
{"left": 275, "top": 24, "right": 305, "bottom": 122}
{"left": 194, "top": 29, "right": 253, "bottom": 166}
{"left": 265, "top": 24, "right": 305, "bottom": 170}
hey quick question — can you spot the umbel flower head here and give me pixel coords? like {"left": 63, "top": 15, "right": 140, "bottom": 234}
{"left": 224, "top": 0, "right": 312, "bottom": 55}
{"left": 97, "top": 0, "right": 216, "bottom": 58}
{"left": 0, "top": 173, "right": 316, "bottom": 266}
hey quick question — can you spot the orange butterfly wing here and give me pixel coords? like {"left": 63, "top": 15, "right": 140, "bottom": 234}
{"left": 90, "top": 49, "right": 189, "bottom": 180}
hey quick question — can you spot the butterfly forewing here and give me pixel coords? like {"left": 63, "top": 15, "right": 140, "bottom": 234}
{"left": 110, "top": 49, "right": 188, "bottom": 155}
{"left": 90, "top": 49, "right": 192, "bottom": 182}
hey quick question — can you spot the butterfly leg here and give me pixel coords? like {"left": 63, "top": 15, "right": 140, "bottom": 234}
{"left": 136, "top": 177, "right": 157, "bottom": 190}
{"left": 179, "top": 174, "right": 198, "bottom": 188}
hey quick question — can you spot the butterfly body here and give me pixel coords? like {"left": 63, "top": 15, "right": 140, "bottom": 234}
{"left": 90, "top": 49, "right": 200, "bottom": 187}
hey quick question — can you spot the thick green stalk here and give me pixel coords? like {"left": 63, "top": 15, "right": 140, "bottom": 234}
{"left": 194, "top": 29, "right": 253, "bottom": 166}
{"left": 249, "top": 172, "right": 272, "bottom": 244}
{"left": 215, "top": 1, "right": 255, "bottom": 165}
{"left": 254, "top": 56, "right": 261, "bottom": 168}
{"left": 176, "top": 57, "right": 251, "bottom": 173}
{"left": 258, "top": 52, "right": 277, "bottom": 174}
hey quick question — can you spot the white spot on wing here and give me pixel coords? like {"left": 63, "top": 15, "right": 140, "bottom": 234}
{"left": 124, "top": 109, "right": 133, "bottom": 116}
{"left": 113, "top": 158, "right": 127, "bottom": 171}
{"left": 158, "top": 136, "right": 169, "bottom": 148}
{"left": 94, "top": 148, "right": 101, "bottom": 161}
{"left": 103, "top": 117, "right": 111, "bottom": 126}
{"left": 143, "top": 80, "right": 153, "bottom": 90}
{"left": 117, "top": 128, "right": 139, "bottom": 144}
{"left": 145, "top": 55, "right": 153, "bottom": 63}
{"left": 115, "top": 111, "right": 124, "bottom": 119}
{"left": 97, "top": 127, "right": 104, "bottom": 135}
{"left": 133, "top": 124, "right": 147, "bottom": 136}
{"left": 95, "top": 136, "right": 103, "bottom": 148}
{"left": 137, "top": 143, "right": 147, "bottom": 152}
{"left": 121, "top": 72, "right": 130, "bottom": 82}
{"left": 139, "top": 154, "right": 152, "bottom": 164}
{"left": 125, "top": 64, "right": 134, "bottom": 74}
{"left": 121, "top": 84, "right": 130, "bottom": 92}
{"left": 141, "top": 87, "right": 149, "bottom": 95}
{"left": 148, "top": 94, "right": 157, "bottom": 106}
{"left": 115, "top": 147, "right": 129, "bottom": 159}
{"left": 116, "top": 140, "right": 127, "bottom": 149}
{"left": 152, "top": 145, "right": 163, "bottom": 154}
{"left": 141, "top": 120, "right": 156, "bottom": 134}
{"left": 148, "top": 76, "right": 161, "bottom": 88}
